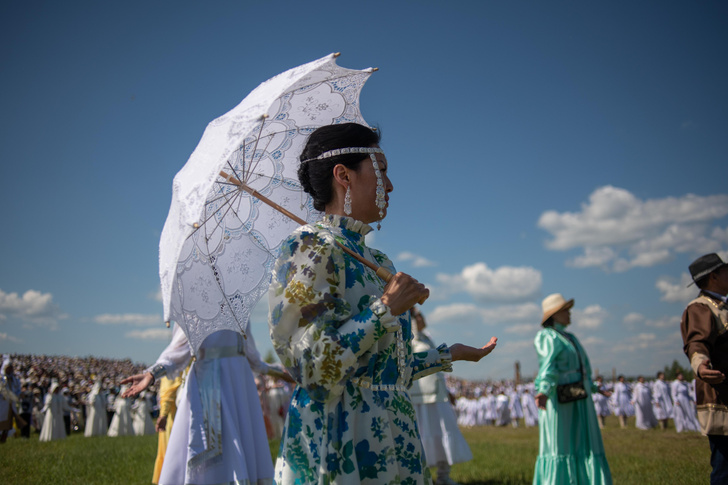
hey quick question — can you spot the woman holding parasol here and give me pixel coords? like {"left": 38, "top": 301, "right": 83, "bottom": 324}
{"left": 268, "top": 123, "right": 498, "bottom": 484}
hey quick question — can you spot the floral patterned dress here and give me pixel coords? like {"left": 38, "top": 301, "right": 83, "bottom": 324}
{"left": 268, "top": 215, "right": 452, "bottom": 484}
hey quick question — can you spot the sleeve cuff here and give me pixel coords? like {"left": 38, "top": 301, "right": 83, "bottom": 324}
{"left": 538, "top": 382, "right": 553, "bottom": 396}
{"left": 370, "top": 299, "right": 399, "bottom": 333}
{"left": 146, "top": 363, "right": 167, "bottom": 383}
{"left": 691, "top": 352, "right": 710, "bottom": 377}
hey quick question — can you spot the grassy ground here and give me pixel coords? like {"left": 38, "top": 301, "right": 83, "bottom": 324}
{"left": 0, "top": 418, "right": 710, "bottom": 484}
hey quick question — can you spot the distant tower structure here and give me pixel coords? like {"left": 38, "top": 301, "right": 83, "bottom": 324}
{"left": 515, "top": 361, "right": 521, "bottom": 385}
{"left": 612, "top": 367, "right": 617, "bottom": 384}
{"left": 594, "top": 368, "right": 599, "bottom": 379}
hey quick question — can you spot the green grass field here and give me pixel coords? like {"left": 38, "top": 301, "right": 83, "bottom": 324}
{"left": 0, "top": 419, "right": 711, "bottom": 484}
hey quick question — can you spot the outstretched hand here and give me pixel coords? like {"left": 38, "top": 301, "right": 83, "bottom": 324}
{"left": 120, "top": 372, "right": 154, "bottom": 398}
{"left": 449, "top": 337, "right": 498, "bottom": 363}
{"left": 699, "top": 360, "right": 725, "bottom": 385}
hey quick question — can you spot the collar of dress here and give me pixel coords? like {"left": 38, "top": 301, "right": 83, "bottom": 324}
{"left": 319, "top": 214, "right": 373, "bottom": 240}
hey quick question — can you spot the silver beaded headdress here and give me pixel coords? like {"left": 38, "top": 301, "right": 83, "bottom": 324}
{"left": 301, "top": 146, "right": 384, "bottom": 163}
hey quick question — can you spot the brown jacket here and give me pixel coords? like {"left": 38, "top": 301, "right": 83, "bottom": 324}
{"left": 681, "top": 292, "right": 728, "bottom": 435}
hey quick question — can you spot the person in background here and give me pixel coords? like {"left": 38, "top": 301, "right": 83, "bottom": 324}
{"left": 680, "top": 253, "right": 728, "bottom": 484}
{"left": 0, "top": 357, "right": 22, "bottom": 442}
{"left": 632, "top": 376, "right": 657, "bottom": 430}
{"left": 592, "top": 376, "right": 611, "bottom": 429}
{"left": 410, "top": 306, "right": 473, "bottom": 485}
{"left": 612, "top": 375, "right": 633, "bottom": 428}
{"left": 651, "top": 371, "right": 673, "bottom": 430}
{"left": 84, "top": 381, "right": 108, "bottom": 437}
{"left": 39, "top": 380, "right": 78, "bottom": 442}
{"left": 152, "top": 372, "right": 184, "bottom": 484}
{"left": 533, "top": 293, "right": 612, "bottom": 485}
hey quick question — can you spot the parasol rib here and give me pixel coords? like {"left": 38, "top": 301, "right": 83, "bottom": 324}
{"left": 219, "top": 170, "right": 394, "bottom": 283}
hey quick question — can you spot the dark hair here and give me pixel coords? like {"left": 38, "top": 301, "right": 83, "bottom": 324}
{"left": 542, "top": 317, "right": 555, "bottom": 328}
{"left": 695, "top": 275, "right": 710, "bottom": 290}
{"left": 298, "top": 123, "right": 381, "bottom": 211}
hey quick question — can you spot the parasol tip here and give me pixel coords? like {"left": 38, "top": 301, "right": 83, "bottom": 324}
{"left": 165, "top": 321, "right": 170, "bottom": 328}
{"left": 372, "top": 67, "right": 379, "bottom": 72}
{"left": 333, "top": 52, "right": 341, "bottom": 58}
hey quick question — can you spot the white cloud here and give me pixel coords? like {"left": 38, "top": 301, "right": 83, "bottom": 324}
{"left": 0, "top": 332, "right": 21, "bottom": 343}
{"left": 573, "top": 305, "right": 608, "bottom": 329}
{"left": 623, "top": 312, "right": 644, "bottom": 325}
{"left": 656, "top": 273, "right": 699, "bottom": 303}
{"left": 94, "top": 314, "right": 162, "bottom": 326}
{"left": 644, "top": 315, "right": 681, "bottom": 329}
{"left": 426, "top": 302, "right": 541, "bottom": 326}
{"left": 435, "top": 262, "right": 542, "bottom": 302}
{"left": 150, "top": 289, "right": 163, "bottom": 302}
{"left": 0, "top": 289, "right": 67, "bottom": 329}
{"left": 125, "top": 328, "right": 173, "bottom": 341}
{"left": 504, "top": 323, "right": 540, "bottom": 335}
{"left": 538, "top": 186, "right": 728, "bottom": 272}
{"left": 397, "top": 251, "right": 436, "bottom": 268}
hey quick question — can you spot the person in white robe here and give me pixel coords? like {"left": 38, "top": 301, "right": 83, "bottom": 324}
{"left": 521, "top": 388, "right": 539, "bottom": 427}
{"left": 107, "top": 384, "right": 134, "bottom": 437}
{"left": 592, "top": 376, "right": 611, "bottom": 429}
{"left": 494, "top": 389, "right": 511, "bottom": 426}
{"left": 671, "top": 373, "right": 701, "bottom": 433}
{"left": 122, "top": 324, "right": 290, "bottom": 485}
{"left": 508, "top": 387, "right": 523, "bottom": 428}
{"left": 39, "top": 381, "right": 77, "bottom": 442}
{"left": 485, "top": 391, "right": 497, "bottom": 425}
{"left": 132, "top": 391, "right": 156, "bottom": 436}
{"left": 84, "top": 381, "right": 108, "bottom": 437}
{"left": 632, "top": 376, "right": 658, "bottom": 430}
{"left": 410, "top": 307, "right": 472, "bottom": 485}
{"left": 651, "top": 372, "right": 673, "bottom": 430}
{"left": 612, "top": 375, "right": 634, "bottom": 428}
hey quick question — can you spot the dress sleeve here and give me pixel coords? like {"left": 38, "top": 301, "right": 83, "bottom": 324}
{"left": 534, "top": 329, "right": 563, "bottom": 396}
{"left": 268, "top": 228, "right": 399, "bottom": 402}
{"left": 681, "top": 303, "right": 713, "bottom": 374}
{"left": 145, "top": 323, "right": 192, "bottom": 380}
{"left": 411, "top": 344, "right": 453, "bottom": 382}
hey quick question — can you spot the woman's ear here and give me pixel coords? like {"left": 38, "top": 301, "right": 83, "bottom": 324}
{"left": 332, "top": 164, "right": 350, "bottom": 188}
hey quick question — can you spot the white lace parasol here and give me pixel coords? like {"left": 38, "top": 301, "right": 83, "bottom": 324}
{"left": 159, "top": 53, "right": 377, "bottom": 355}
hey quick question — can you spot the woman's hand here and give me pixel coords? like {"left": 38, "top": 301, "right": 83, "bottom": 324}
{"left": 535, "top": 393, "right": 548, "bottom": 410}
{"left": 120, "top": 372, "right": 153, "bottom": 398}
{"left": 380, "top": 272, "right": 429, "bottom": 315}
{"left": 449, "top": 337, "right": 498, "bottom": 363}
{"left": 156, "top": 415, "right": 168, "bottom": 432}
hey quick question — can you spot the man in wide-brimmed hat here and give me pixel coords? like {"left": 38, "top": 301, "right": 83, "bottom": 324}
{"left": 680, "top": 253, "right": 728, "bottom": 484}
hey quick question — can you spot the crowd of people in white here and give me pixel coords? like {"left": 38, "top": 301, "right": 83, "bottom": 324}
{"left": 0, "top": 352, "right": 702, "bottom": 444}
{"left": 448, "top": 371, "right": 702, "bottom": 432}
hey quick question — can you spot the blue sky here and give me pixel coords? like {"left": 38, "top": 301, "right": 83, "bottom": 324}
{"left": 1, "top": 1, "right": 726, "bottom": 380}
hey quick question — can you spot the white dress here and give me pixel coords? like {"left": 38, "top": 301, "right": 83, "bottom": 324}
{"left": 612, "top": 381, "right": 634, "bottom": 416}
{"left": 410, "top": 329, "right": 472, "bottom": 467}
{"left": 151, "top": 326, "right": 276, "bottom": 485}
{"left": 632, "top": 382, "right": 657, "bottom": 430}
{"left": 651, "top": 379, "right": 673, "bottom": 421}
{"left": 107, "top": 386, "right": 134, "bottom": 437}
{"left": 592, "top": 385, "right": 611, "bottom": 417}
{"left": 671, "top": 380, "right": 700, "bottom": 432}
{"left": 132, "top": 392, "right": 156, "bottom": 436}
{"left": 494, "top": 393, "right": 510, "bottom": 426}
{"left": 521, "top": 392, "right": 539, "bottom": 427}
{"left": 84, "top": 383, "right": 108, "bottom": 437}
{"left": 39, "top": 385, "right": 75, "bottom": 442}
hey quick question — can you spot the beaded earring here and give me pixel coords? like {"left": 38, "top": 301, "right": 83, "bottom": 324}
{"left": 344, "top": 186, "right": 352, "bottom": 216}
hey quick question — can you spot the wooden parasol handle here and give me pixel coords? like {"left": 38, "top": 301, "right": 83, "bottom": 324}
{"left": 219, "top": 170, "right": 395, "bottom": 284}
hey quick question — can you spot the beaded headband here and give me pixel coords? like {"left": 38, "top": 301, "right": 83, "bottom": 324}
{"left": 302, "top": 146, "right": 384, "bottom": 163}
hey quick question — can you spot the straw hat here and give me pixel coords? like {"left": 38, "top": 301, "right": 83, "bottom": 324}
{"left": 541, "top": 293, "right": 574, "bottom": 325}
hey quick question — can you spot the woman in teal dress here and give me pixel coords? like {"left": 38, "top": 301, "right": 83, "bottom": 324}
{"left": 269, "top": 123, "right": 498, "bottom": 484}
{"left": 533, "top": 293, "right": 612, "bottom": 485}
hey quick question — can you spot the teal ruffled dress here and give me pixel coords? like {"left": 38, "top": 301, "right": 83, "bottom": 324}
{"left": 532, "top": 324, "right": 612, "bottom": 485}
